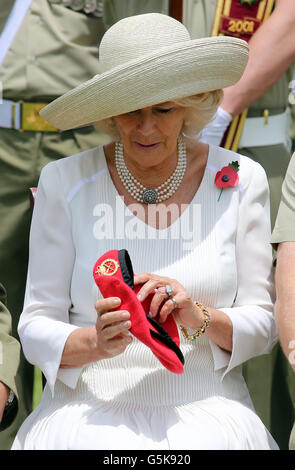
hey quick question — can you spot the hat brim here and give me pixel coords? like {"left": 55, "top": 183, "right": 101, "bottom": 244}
{"left": 40, "top": 36, "right": 248, "bottom": 131}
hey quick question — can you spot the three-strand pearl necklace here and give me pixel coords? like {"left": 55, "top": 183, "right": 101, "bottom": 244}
{"left": 115, "top": 136, "right": 187, "bottom": 204}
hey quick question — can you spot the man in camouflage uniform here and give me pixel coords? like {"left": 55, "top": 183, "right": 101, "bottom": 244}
{"left": 0, "top": 283, "right": 20, "bottom": 433}
{"left": 271, "top": 151, "right": 295, "bottom": 449}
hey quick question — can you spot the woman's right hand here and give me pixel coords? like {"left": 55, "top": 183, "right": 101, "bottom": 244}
{"left": 94, "top": 297, "right": 132, "bottom": 359}
{"left": 60, "top": 297, "right": 132, "bottom": 368}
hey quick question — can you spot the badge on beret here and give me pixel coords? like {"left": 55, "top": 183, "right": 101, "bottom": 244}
{"left": 93, "top": 249, "right": 184, "bottom": 374}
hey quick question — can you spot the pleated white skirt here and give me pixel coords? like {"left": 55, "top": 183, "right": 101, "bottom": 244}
{"left": 12, "top": 337, "right": 279, "bottom": 450}
{"left": 12, "top": 395, "right": 277, "bottom": 450}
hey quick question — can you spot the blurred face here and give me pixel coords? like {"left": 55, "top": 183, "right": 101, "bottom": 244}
{"left": 113, "top": 102, "right": 186, "bottom": 168}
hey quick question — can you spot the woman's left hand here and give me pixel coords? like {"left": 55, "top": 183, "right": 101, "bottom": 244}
{"left": 134, "top": 273, "right": 203, "bottom": 329}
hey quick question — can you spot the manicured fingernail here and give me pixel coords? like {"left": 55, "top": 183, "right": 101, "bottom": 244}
{"left": 137, "top": 294, "right": 142, "bottom": 300}
{"left": 114, "top": 298, "right": 121, "bottom": 304}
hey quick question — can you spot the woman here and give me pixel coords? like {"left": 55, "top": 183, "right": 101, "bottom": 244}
{"left": 12, "top": 14, "right": 278, "bottom": 450}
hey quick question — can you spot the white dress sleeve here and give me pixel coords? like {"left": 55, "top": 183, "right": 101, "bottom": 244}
{"left": 210, "top": 160, "right": 277, "bottom": 379}
{"left": 18, "top": 162, "right": 83, "bottom": 396}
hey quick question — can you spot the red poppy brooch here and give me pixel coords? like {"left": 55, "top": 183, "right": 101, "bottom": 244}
{"left": 215, "top": 161, "right": 239, "bottom": 201}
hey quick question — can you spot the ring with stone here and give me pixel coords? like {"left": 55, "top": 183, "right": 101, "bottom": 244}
{"left": 165, "top": 284, "right": 173, "bottom": 297}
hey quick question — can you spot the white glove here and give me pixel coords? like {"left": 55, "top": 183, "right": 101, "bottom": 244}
{"left": 199, "top": 106, "right": 233, "bottom": 146}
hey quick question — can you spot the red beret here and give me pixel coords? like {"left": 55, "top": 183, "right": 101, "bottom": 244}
{"left": 93, "top": 249, "right": 184, "bottom": 374}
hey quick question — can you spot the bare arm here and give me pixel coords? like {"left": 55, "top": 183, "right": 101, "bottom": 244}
{"left": 274, "top": 242, "right": 295, "bottom": 372}
{"left": 60, "top": 297, "right": 132, "bottom": 368}
{"left": 222, "top": 0, "right": 295, "bottom": 116}
{"left": 203, "top": 307, "right": 233, "bottom": 352}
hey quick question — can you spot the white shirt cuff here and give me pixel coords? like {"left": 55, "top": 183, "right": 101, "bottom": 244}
{"left": 21, "top": 319, "right": 81, "bottom": 396}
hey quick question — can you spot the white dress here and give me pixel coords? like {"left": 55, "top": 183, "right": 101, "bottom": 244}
{"left": 12, "top": 145, "right": 278, "bottom": 450}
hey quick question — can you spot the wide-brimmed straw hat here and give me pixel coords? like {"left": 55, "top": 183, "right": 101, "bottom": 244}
{"left": 40, "top": 13, "right": 249, "bottom": 131}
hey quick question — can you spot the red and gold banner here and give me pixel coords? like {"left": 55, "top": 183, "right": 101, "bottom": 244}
{"left": 211, "top": 0, "right": 275, "bottom": 151}
{"left": 212, "top": 0, "right": 274, "bottom": 40}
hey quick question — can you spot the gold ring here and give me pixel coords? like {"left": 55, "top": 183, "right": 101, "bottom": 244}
{"left": 171, "top": 297, "right": 178, "bottom": 309}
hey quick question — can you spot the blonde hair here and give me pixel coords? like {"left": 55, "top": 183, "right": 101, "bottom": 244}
{"left": 175, "top": 90, "right": 223, "bottom": 137}
{"left": 94, "top": 89, "right": 223, "bottom": 141}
